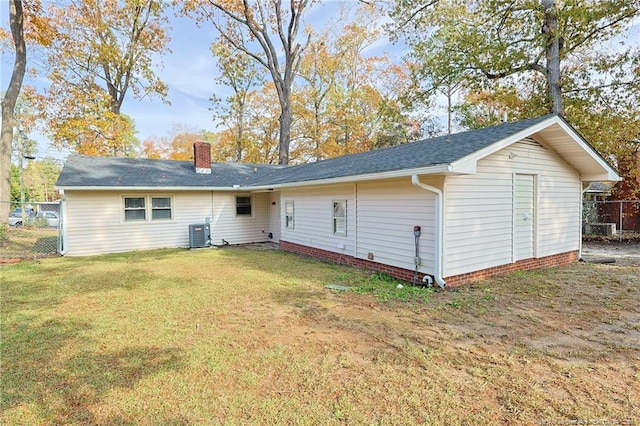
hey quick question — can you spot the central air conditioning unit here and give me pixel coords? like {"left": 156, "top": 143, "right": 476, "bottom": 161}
{"left": 189, "top": 223, "right": 211, "bottom": 248}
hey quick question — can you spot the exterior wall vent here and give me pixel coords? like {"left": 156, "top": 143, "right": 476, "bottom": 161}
{"left": 189, "top": 223, "right": 211, "bottom": 248}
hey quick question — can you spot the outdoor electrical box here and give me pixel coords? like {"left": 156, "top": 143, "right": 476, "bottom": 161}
{"left": 413, "top": 226, "right": 422, "bottom": 265}
{"left": 189, "top": 223, "right": 211, "bottom": 248}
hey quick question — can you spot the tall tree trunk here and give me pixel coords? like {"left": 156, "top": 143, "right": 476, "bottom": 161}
{"left": 1, "top": 0, "right": 26, "bottom": 224}
{"left": 236, "top": 116, "right": 244, "bottom": 162}
{"left": 447, "top": 85, "right": 453, "bottom": 134}
{"left": 543, "top": 0, "right": 563, "bottom": 114}
{"left": 278, "top": 97, "right": 292, "bottom": 165}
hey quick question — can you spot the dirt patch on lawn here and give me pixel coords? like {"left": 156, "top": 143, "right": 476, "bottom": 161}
{"left": 581, "top": 241, "right": 640, "bottom": 266}
{"left": 254, "top": 250, "right": 640, "bottom": 423}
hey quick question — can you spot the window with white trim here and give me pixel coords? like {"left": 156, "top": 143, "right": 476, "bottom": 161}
{"left": 236, "top": 196, "right": 252, "bottom": 216}
{"left": 123, "top": 196, "right": 173, "bottom": 222}
{"left": 333, "top": 200, "right": 346, "bottom": 236}
{"left": 151, "top": 197, "right": 172, "bottom": 220}
{"left": 124, "top": 197, "right": 146, "bottom": 221}
{"left": 285, "top": 201, "right": 294, "bottom": 229}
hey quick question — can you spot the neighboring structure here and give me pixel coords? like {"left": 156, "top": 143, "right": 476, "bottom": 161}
{"left": 55, "top": 115, "right": 620, "bottom": 287}
{"left": 583, "top": 182, "right": 613, "bottom": 202}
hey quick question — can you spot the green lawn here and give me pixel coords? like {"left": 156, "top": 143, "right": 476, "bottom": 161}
{"left": 1, "top": 247, "right": 638, "bottom": 425}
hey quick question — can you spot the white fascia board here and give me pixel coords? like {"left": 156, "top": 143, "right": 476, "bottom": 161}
{"left": 247, "top": 164, "right": 455, "bottom": 191}
{"left": 580, "top": 172, "right": 622, "bottom": 182}
{"left": 550, "top": 118, "right": 621, "bottom": 182}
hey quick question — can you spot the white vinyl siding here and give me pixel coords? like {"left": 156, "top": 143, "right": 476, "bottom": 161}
{"left": 444, "top": 138, "right": 581, "bottom": 277}
{"left": 281, "top": 179, "right": 437, "bottom": 274}
{"left": 281, "top": 184, "right": 355, "bottom": 254}
{"left": 268, "top": 191, "right": 281, "bottom": 242}
{"left": 356, "top": 179, "right": 437, "bottom": 274}
{"left": 536, "top": 173, "right": 581, "bottom": 256}
{"left": 63, "top": 191, "right": 270, "bottom": 256}
{"left": 210, "top": 193, "right": 269, "bottom": 245}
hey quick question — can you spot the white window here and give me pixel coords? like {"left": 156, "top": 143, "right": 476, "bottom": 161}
{"left": 333, "top": 200, "right": 346, "bottom": 236}
{"left": 285, "top": 201, "right": 294, "bottom": 229}
{"left": 151, "top": 197, "right": 172, "bottom": 220}
{"left": 236, "top": 196, "right": 252, "bottom": 216}
{"left": 124, "top": 197, "right": 146, "bottom": 221}
{"left": 124, "top": 196, "right": 173, "bottom": 222}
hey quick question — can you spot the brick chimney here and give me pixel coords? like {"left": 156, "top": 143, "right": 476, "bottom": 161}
{"left": 193, "top": 142, "right": 211, "bottom": 174}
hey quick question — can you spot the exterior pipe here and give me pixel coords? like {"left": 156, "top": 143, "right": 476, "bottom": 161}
{"left": 411, "top": 175, "right": 446, "bottom": 289}
{"left": 58, "top": 189, "right": 68, "bottom": 255}
{"left": 578, "top": 182, "right": 590, "bottom": 260}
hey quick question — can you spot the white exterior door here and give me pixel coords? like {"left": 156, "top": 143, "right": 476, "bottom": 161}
{"left": 514, "top": 174, "right": 535, "bottom": 260}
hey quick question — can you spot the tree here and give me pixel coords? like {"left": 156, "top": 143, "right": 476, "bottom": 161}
{"left": 141, "top": 138, "right": 163, "bottom": 159}
{"left": 242, "top": 83, "right": 281, "bottom": 164}
{"left": 139, "top": 124, "right": 208, "bottom": 160}
{"left": 390, "top": 0, "right": 640, "bottom": 115}
{"left": 44, "top": 0, "right": 170, "bottom": 156}
{"left": 210, "top": 40, "right": 264, "bottom": 161}
{"left": 1, "top": 0, "right": 26, "bottom": 225}
{"left": 23, "top": 158, "right": 62, "bottom": 202}
{"left": 182, "top": 0, "right": 314, "bottom": 165}
{"left": 391, "top": 0, "right": 640, "bottom": 198}
{"left": 292, "top": 3, "right": 422, "bottom": 161}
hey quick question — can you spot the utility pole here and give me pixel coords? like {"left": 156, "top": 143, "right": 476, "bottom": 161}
{"left": 18, "top": 129, "right": 35, "bottom": 225}
{"left": 18, "top": 129, "right": 26, "bottom": 225}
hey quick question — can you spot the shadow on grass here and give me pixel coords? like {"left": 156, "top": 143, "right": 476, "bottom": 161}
{"left": 1, "top": 317, "right": 182, "bottom": 424}
{"left": 2, "top": 263, "right": 162, "bottom": 314}
{"left": 32, "top": 236, "right": 58, "bottom": 253}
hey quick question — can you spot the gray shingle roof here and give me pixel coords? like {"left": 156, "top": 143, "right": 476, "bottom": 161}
{"left": 56, "top": 115, "right": 555, "bottom": 189}
{"left": 56, "top": 156, "right": 285, "bottom": 188}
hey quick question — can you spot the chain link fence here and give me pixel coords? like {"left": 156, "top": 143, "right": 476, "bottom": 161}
{"left": 1, "top": 201, "right": 60, "bottom": 260}
{"left": 583, "top": 199, "right": 640, "bottom": 242}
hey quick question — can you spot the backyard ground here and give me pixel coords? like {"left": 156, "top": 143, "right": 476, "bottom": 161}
{"left": 1, "top": 237, "right": 638, "bottom": 425}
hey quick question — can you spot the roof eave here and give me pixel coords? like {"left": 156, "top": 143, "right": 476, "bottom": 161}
{"left": 546, "top": 118, "right": 621, "bottom": 182}
{"left": 54, "top": 185, "right": 250, "bottom": 192}
{"left": 247, "top": 164, "right": 457, "bottom": 190}
{"left": 580, "top": 171, "right": 621, "bottom": 183}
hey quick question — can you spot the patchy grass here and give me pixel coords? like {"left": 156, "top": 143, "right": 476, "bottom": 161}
{"left": 1, "top": 246, "right": 638, "bottom": 425}
{"left": 0, "top": 227, "right": 58, "bottom": 259}
{"left": 330, "top": 270, "right": 434, "bottom": 303}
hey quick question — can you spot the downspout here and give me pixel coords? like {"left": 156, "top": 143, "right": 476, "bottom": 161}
{"left": 411, "top": 175, "right": 446, "bottom": 289}
{"left": 579, "top": 182, "right": 590, "bottom": 260}
{"left": 58, "top": 189, "right": 68, "bottom": 255}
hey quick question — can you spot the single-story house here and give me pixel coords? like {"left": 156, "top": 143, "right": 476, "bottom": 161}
{"left": 55, "top": 114, "right": 620, "bottom": 287}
